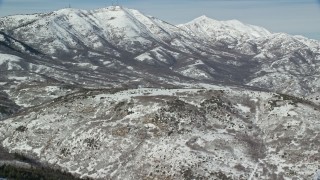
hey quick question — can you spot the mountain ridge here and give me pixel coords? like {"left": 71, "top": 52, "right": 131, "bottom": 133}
{"left": 0, "top": 6, "right": 319, "bottom": 105}
{"left": 0, "top": 6, "right": 320, "bottom": 179}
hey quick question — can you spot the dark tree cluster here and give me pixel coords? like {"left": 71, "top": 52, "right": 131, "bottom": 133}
{"left": 0, "top": 164, "right": 83, "bottom": 180}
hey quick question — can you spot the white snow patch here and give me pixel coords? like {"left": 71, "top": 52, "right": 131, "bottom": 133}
{"left": 135, "top": 53, "right": 153, "bottom": 62}
{"left": 234, "top": 104, "right": 251, "bottom": 113}
{"left": 7, "top": 76, "right": 28, "bottom": 81}
{"left": 0, "top": 53, "right": 21, "bottom": 65}
{"left": 269, "top": 104, "right": 295, "bottom": 117}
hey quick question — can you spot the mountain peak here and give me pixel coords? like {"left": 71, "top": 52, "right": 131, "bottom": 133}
{"left": 53, "top": 8, "right": 83, "bottom": 15}
{"left": 52, "top": 6, "right": 128, "bottom": 17}
{"left": 181, "top": 16, "right": 271, "bottom": 39}
{"left": 188, "top": 15, "right": 217, "bottom": 24}
{"left": 94, "top": 5, "right": 125, "bottom": 12}
{"left": 196, "top": 15, "right": 211, "bottom": 20}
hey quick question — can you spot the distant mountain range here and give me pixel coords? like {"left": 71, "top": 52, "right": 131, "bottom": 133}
{"left": 0, "top": 6, "right": 319, "bottom": 180}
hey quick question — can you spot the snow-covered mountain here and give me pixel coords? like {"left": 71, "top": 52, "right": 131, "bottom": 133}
{"left": 0, "top": 6, "right": 320, "bottom": 179}
{"left": 1, "top": 6, "right": 319, "bottom": 95}
{"left": 0, "top": 6, "right": 319, "bottom": 99}
{"left": 1, "top": 87, "right": 320, "bottom": 179}
{"left": 179, "top": 15, "right": 271, "bottom": 43}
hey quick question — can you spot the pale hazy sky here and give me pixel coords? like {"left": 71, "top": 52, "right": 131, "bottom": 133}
{"left": 0, "top": 0, "right": 319, "bottom": 40}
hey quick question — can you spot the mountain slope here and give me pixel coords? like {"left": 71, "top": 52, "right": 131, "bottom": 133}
{"left": 0, "top": 6, "right": 320, "bottom": 179}
{"left": 1, "top": 6, "right": 188, "bottom": 55}
{"left": 1, "top": 87, "right": 319, "bottom": 179}
{"left": 0, "top": 6, "right": 319, "bottom": 99}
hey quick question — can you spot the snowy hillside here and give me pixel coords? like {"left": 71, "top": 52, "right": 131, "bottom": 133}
{"left": 0, "top": 6, "right": 319, "bottom": 97}
{"left": 1, "top": 87, "right": 320, "bottom": 179}
{"left": 0, "top": 6, "right": 320, "bottom": 180}
{"left": 0, "top": 6, "right": 319, "bottom": 99}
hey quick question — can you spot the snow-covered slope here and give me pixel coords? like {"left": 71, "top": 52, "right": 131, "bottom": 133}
{"left": 0, "top": 6, "right": 319, "bottom": 109}
{"left": 0, "top": 6, "right": 320, "bottom": 179}
{"left": 1, "top": 88, "right": 319, "bottom": 179}
{"left": 0, "top": 6, "right": 319, "bottom": 98}
{"left": 0, "top": 6, "right": 187, "bottom": 55}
